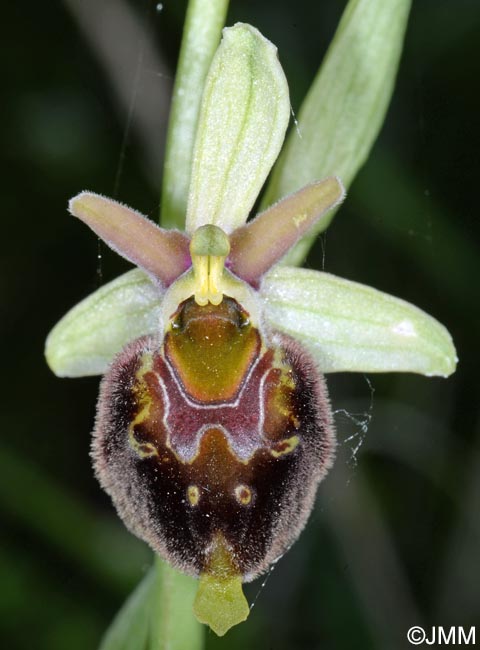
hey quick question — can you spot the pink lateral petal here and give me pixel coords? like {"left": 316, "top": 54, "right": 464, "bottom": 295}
{"left": 228, "top": 177, "right": 345, "bottom": 286}
{"left": 69, "top": 192, "right": 191, "bottom": 286}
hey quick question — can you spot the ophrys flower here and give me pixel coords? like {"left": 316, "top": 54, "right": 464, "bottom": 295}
{"left": 45, "top": 23, "right": 456, "bottom": 637}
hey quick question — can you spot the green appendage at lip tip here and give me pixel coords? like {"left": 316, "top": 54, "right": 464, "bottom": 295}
{"left": 193, "top": 572, "right": 250, "bottom": 636}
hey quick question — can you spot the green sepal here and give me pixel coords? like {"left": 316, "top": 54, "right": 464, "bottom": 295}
{"left": 45, "top": 270, "right": 161, "bottom": 377}
{"left": 260, "top": 266, "right": 457, "bottom": 376}
{"left": 186, "top": 23, "right": 290, "bottom": 234}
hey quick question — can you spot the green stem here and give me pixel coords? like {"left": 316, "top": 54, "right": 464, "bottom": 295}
{"left": 160, "top": 0, "right": 230, "bottom": 228}
{"left": 151, "top": 557, "right": 204, "bottom": 650}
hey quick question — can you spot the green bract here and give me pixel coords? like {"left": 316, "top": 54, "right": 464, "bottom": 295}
{"left": 45, "top": 2, "right": 457, "bottom": 645}
{"left": 264, "top": 0, "right": 413, "bottom": 265}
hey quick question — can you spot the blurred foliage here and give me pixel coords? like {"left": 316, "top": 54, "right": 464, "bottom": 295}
{"left": 1, "top": 1, "right": 479, "bottom": 649}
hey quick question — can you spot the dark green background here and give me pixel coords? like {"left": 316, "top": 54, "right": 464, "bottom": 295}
{"left": 2, "top": 1, "right": 479, "bottom": 648}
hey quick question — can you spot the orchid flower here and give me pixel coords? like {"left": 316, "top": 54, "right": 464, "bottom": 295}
{"left": 45, "top": 8, "right": 456, "bottom": 643}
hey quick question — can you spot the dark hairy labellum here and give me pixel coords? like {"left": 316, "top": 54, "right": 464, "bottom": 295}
{"left": 92, "top": 296, "right": 335, "bottom": 583}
